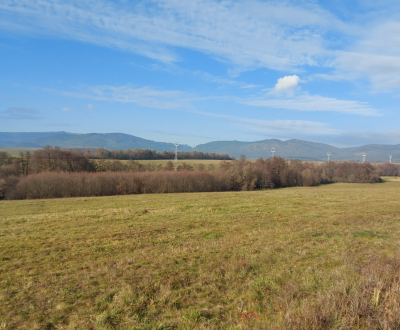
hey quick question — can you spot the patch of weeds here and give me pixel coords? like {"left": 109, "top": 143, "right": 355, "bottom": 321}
{"left": 240, "top": 310, "right": 260, "bottom": 323}
{"left": 137, "top": 209, "right": 149, "bottom": 216}
{"left": 309, "top": 232, "right": 324, "bottom": 237}
{"left": 136, "top": 323, "right": 176, "bottom": 330}
{"left": 96, "top": 309, "right": 120, "bottom": 328}
{"left": 92, "top": 245, "right": 113, "bottom": 253}
{"left": 183, "top": 309, "right": 212, "bottom": 323}
{"left": 251, "top": 278, "right": 278, "bottom": 302}
{"left": 246, "top": 264, "right": 259, "bottom": 275}
{"left": 326, "top": 232, "right": 343, "bottom": 238}
{"left": 204, "top": 232, "right": 222, "bottom": 239}
{"left": 307, "top": 215, "right": 323, "bottom": 219}
{"left": 352, "top": 230, "right": 387, "bottom": 239}
{"left": 43, "top": 322, "right": 56, "bottom": 330}
{"left": 265, "top": 256, "right": 277, "bottom": 265}
{"left": 179, "top": 205, "right": 193, "bottom": 211}
{"left": 309, "top": 231, "right": 343, "bottom": 239}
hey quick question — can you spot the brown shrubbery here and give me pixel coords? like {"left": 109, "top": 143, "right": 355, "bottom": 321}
{"left": 376, "top": 162, "right": 400, "bottom": 177}
{"left": 5, "top": 171, "right": 233, "bottom": 199}
{"left": 0, "top": 153, "right": 383, "bottom": 199}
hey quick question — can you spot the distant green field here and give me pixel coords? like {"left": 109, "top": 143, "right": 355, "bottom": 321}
{"left": 0, "top": 147, "right": 39, "bottom": 157}
{"left": 97, "top": 159, "right": 226, "bottom": 169}
{"left": 1, "top": 181, "right": 400, "bottom": 328}
{"left": 134, "top": 159, "right": 225, "bottom": 165}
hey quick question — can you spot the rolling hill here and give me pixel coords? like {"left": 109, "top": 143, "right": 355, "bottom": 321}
{"left": 0, "top": 132, "right": 192, "bottom": 152}
{"left": 1, "top": 131, "right": 399, "bottom": 162}
{"left": 194, "top": 139, "right": 400, "bottom": 162}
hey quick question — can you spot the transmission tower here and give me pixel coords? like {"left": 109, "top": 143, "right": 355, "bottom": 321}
{"left": 327, "top": 152, "right": 331, "bottom": 162}
{"left": 174, "top": 141, "right": 179, "bottom": 163}
{"left": 390, "top": 155, "right": 393, "bottom": 163}
{"left": 362, "top": 153, "right": 366, "bottom": 163}
{"left": 271, "top": 147, "right": 276, "bottom": 158}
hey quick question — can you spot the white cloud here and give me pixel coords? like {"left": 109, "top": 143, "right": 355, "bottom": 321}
{"left": 242, "top": 93, "right": 378, "bottom": 116}
{"left": 273, "top": 75, "right": 300, "bottom": 94}
{"left": 62, "top": 107, "right": 70, "bottom": 111}
{"left": 87, "top": 104, "right": 95, "bottom": 111}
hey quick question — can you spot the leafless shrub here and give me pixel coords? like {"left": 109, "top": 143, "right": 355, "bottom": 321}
{"left": 5, "top": 171, "right": 234, "bottom": 199}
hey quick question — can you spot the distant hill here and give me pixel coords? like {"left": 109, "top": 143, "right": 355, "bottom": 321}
{"left": 0, "top": 132, "right": 192, "bottom": 152}
{"left": 1, "top": 132, "right": 399, "bottom": 162}
{"left": 194, "top": 139, "right": 400, "bottom": 162}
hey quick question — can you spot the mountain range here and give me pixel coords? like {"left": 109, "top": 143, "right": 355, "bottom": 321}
{"left": 1, "top": 131, "right": 399, "bottom": 162}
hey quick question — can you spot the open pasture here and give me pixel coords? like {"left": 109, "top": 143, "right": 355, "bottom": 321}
{"left": 1, "top": 182, "right": 400, "bottom": 329}
{"left": 134, "top": 159, "right": 225, "bottom": 166}
{"left": 0, "top": 147, "right": 39, "bottom": 157}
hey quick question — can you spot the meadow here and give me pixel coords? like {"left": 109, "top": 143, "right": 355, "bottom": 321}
{"left": 116, "top": 159, "right": 223, "bottom": 169}
{"left": 1, "top": 179, "right": 400, "bottom": 329}
{"left": 0, "top": 148, "right": 39, "bottom": 157}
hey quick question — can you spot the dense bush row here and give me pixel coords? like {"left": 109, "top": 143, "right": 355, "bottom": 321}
{"left": 85, "top": 147, "right": 231, "bottom": 160}
{"left": 0, "top": 152, "right": 388, "bottom": 199}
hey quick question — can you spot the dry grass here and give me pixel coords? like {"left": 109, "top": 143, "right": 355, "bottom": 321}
{"left": 134, "top": 159, "right": 225, "bottom": 165}
{"left": 0, "top": 147, "right": 39, "bottom": 157}
{"left": 1, "top": 182, "right": 400, "bottom": 329}
{"left": 382, "top": 176, "right": 400, "bottom": 182}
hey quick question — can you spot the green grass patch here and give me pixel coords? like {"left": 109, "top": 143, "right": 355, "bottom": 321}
{"left": 1, "top": 182, "right": 400, "bottom": 328}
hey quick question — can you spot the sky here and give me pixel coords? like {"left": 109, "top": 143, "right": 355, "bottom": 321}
{"left": 1, "top": 0, "right": 400, "bottom": 147}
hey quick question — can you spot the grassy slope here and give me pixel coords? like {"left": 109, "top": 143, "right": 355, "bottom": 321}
{"left": 1, "top": 181, "right": 400, "bottom": 329}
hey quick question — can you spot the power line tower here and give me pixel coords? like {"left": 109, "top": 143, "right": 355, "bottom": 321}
{"left": 174, "top": 141, "right": 179, "bottom": 163}
{"left": 362, "top": 153, "right": 366, "bottom": 163}
{"left": 271, "top": 147, "right": 275, "bottom": 158}
{"left": 327, "top": 152, "right": 331, "bottom": 162}
{"left": 390, "top": 155, "right": 393, "bottom": 163}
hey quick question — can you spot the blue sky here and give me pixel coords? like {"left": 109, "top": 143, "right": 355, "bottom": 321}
{"left": 1, "top": 0, "right": 400, "bottom": 147}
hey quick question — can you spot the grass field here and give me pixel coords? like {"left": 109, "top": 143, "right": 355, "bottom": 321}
{"left": 134, "top": 159, "right": 225, "bottom": 165}
{"left": 0, "top": 147, "right": 39, "bottom": 157}
{"left": 1, "top": 181, "right": 400, "bottom": 329}
{"left": 98, "top": 159, "right": 225, "bottom": 170}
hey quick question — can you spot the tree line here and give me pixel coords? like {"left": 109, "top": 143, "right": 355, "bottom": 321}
{"left": 78, "top": 147, "right": 231, "bottom": 160}
{"left": 1, "top": 147, "right": 396, "bottom": 199}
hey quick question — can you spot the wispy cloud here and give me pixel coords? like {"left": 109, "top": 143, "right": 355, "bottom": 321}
{"left": 49, "top": 85, "right": 195, "bottom": 110}
{"left": 0, "top": 107, "right": 42, "bottom": 120}
{"left": 191, "top": 110, "right": 339, "bottom": 137}
{"left": 0, "top": 0, "right": 347, "bottom": 70}
{"left": 241, "top": 84, "right": 261, "bottom": 89}
{"left": 314, "top": 20, "right": 400, "bottom": 92}
{"left": 2, "top": 0, "right": 400, "bottom": 94}
{"left": 192, "top": 109, "right": 400, "bottom": 146}
{"left": 242, "top": 93, "right": 378, "bottom": 116}
{"left": 311, "top": 130, "right": 400, "bottom": 148}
